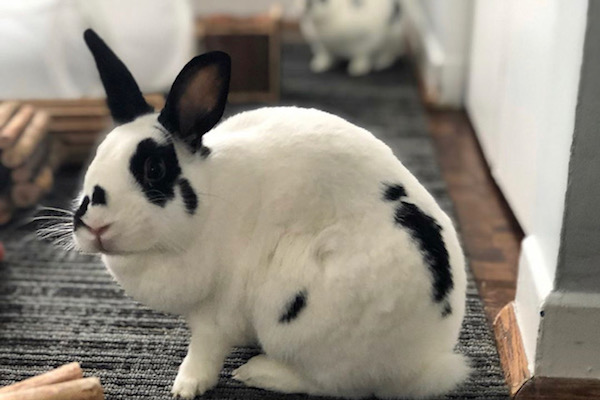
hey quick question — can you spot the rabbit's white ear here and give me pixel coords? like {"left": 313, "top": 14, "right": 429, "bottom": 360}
{"left": 84, "top": 29, "right": 154, "bottom": 124}
{"left": 158, "top": 52, "right": 231, "bottom": 153}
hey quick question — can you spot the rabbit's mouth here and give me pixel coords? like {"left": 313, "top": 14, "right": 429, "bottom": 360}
{"left": 73, "top": 222, "right": 123, "bottom": 255}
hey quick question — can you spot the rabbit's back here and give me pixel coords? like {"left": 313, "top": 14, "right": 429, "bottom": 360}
{"left": 207, "top": 107, "right": 444, "bottom": 227}
{"left": 205, "top": 107, "right": 468, "bottom": 398}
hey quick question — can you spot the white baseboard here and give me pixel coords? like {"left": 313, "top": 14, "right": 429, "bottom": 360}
{"left": 514, "top": 236, "right": 553, "bottom": 374}
{"left": 403, "top": 0, "right": 469, "bottom": 107}
{"left": 537, "top": 292, "right": 600, "bottom": 379}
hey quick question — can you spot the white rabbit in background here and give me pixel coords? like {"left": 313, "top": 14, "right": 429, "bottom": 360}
{"left": 300, "top": 0, "right": 407, "bottom": 76}
{"left": 73, "top": 29, "right": 468, "bottom": 399}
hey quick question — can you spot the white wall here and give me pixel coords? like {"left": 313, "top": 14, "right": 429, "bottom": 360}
{"left": 0, "top": 0, "right": 194, "bottom": 98}
{"left": 192, "top": 0, "right": 300, "bottom": 18}
{"left": 467, "top": 0, "right": 589, "bottom": 373}
{"left": 403, "top": 0, "right": 473, "bottom": 107}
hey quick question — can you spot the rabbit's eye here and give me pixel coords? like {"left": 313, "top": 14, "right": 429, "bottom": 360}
{"left": 144, "top": 156, "right": 166, "bottom": 184}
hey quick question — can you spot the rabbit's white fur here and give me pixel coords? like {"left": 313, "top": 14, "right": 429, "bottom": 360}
{"left": 300, "top": 0, "right": 406, "bottom": 76}
{"left": 76, "top": 107, "right": 468, "bottom": 399}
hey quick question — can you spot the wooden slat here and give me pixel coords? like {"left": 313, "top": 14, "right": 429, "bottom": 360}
{"left": 517, "top": 377, "right": 600, "bottom": 400}
{"left": 426, "top": 109, "right": 524, "bottom": 324}
{"left": 198, "top": 5, "right": 282, "bottom": 104}
{"left": 493, "top": 302, "right": 531, "bottom": 397}
{"left": 53, "top": 132, "right": 101, "bottom": 146}
{"left": 20, "top": 94, "right": 165, "bottom": 110}
{"left": 48, "top": 118, "right": 110, "bottom": 134}
{"left": 45, "top": 107, "right": 109, "bottom": 118}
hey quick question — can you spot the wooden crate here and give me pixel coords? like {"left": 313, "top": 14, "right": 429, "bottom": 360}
{"left": 196, "top": 5, "right": 283, "bottom": 103}
{"left": 24, "top": 94, "right": 165, "bottom": 165}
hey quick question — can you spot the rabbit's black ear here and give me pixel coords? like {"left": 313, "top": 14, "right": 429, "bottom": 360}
{"left": 158, "top": 52, "right": 231, "bottom": 153}
{"left": 83, "top": 29, "right": 153, "bottom": 124}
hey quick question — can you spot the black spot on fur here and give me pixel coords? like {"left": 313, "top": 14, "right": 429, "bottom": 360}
{"left": 279, "top": 290, "right": 308, "bottom": 323}
{"left": 352, "top": 0, "right": 364, "bottom": 7}
{"left": 91, "top": 185, "right": 107, "bottom": 206}
{"left": 441, "top": 301, "right": 452, "bottom": 317}
{"left": 383, "top": 183, "right": 407, "bottom": 201}
{"left": 389, "top": 0, "right": 402, "bottom": 25}
{"left": 73, "top": 196, "right": 90, "bottom": 230}
{"left": 130, "top": 138, "right": 181, "bottom": 207}
{"left": 178, "top": 178, "right": 198, "bottom": 215}
{"left": 394, "top": 201, "right": 453, "bottom": 314}
{"left": 200, "top": 146, "right": 211, "bottom": 159}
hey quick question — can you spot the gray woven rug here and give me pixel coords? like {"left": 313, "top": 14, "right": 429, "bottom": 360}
{"left": 0, "top": 44, "right": 508, "bottom": 399}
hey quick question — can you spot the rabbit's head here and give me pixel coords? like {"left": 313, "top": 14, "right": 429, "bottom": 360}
{"left": 72, "top": 30, "right": 230, "bottom": 255}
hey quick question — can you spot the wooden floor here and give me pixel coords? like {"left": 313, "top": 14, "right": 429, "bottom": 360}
{"left": 426, "top": 110, "right": 524, "bottom": 324}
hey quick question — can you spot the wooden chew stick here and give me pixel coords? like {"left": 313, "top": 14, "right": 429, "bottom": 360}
{"left": 0, "top": 377, "right": 103, "bottom": 400}
{"left": 12, "top": 139, "right": 63, "bottom": 183}
{"left": 2, "top": 111, "right": 49, "bottom": 168}
{"left": 11, "top": 167, "right": 53, "bottom": 208}
{"left": 10, "top": 141, "right": 48, "bottom": 183}
{"left": 0, "top": 363, "right": 83, "bottom": 394}
{"left": 34, "top": 166, "right": 54, "bottom": 193}
{"left": 0, "top": 102, "right": 20, "bottom": 130}
{"left": 0, "top": 104, "right": 35, "bottom": 149}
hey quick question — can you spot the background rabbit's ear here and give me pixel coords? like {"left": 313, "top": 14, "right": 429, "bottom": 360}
{"left": 83, "top": 29, "right": 154, "bottom": 124}
{"left": 158, "top": 51, "right": 231, "bottom": 153}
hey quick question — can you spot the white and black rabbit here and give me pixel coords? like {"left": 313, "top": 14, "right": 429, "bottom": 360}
{"left": 73, "top": 29, "right": 468, "bottom": 399}
{"left": 300, "top": 0, "right": 406, "bottom": 76}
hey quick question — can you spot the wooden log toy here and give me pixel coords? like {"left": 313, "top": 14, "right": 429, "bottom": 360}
{"left": 0, "top": 102, "right": 20, "bottom": 135}
{"left": 0, "top": 102, "right": 54, "bottom": 224}
{"left": 0, "top": 104, "right": 35, "bottom": 149}
{"left": 2, "top": 111, "right": 49, "bottom": 168}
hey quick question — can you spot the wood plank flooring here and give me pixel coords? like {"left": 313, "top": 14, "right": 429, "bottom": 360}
{"left": 426, "top": 109, "right": 524, "bottom": 324}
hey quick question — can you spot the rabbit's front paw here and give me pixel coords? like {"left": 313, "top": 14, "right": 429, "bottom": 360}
{"left": 310, "top": 53, "right": 335, "bottom": 73}
{"left": 348, "top": 56, "right": 373, "bottom": 76}
{"left": 171, "top": 364, "right": 218, "bottom": 399}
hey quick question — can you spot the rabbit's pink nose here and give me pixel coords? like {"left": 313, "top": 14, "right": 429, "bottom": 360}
{"left": 87, "top": 223, "right": 111, "bottom": 237}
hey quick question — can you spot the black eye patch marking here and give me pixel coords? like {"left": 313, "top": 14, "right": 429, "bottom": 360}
{"left": 73, "top": 196, "right": 90, "bottom": 230}
{"left": 178, "top": 178, "right": 198, "bottom": 215}
{"left": 130, "top": 138, "right": 182, "bottom": 207}
{"left": 91, "top": 185, "right": 107, "bottom": 206}
{"left": 279, "top": 290, "right": 308, "bottom": 324}
{"left": 383, "top": 182, "right": 453, "bottom": 317}
{"left": 382, "top": 183, "right": 407, "bottom": 202}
